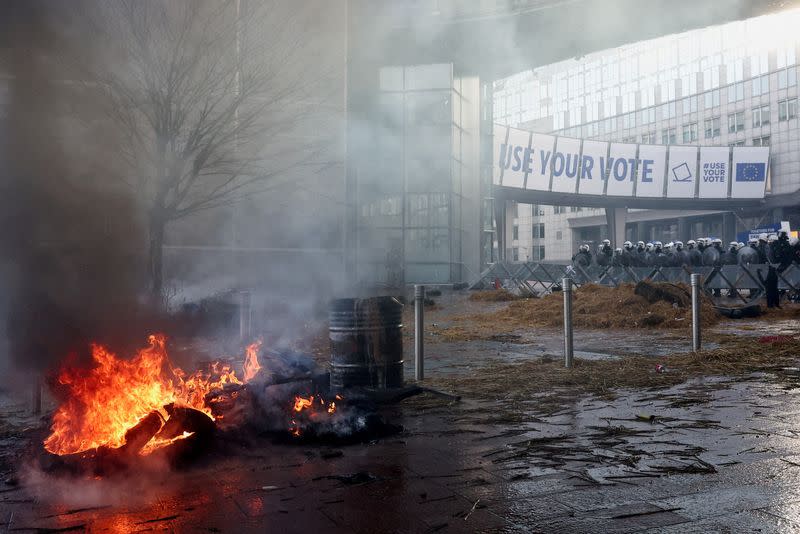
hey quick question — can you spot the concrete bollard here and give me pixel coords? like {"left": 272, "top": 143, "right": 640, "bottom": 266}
{"left": 563, "top": 277, "right": 574, "bottom": 368}
{"left": 414, "top": 285, "right": 425, "bottom": 381}
{"left": 691, "top": 273, "right": 701, "bottom": 352}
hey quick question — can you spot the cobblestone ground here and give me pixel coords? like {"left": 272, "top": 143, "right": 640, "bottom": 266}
{"left": 1, "top": 293, "right": 799, "bottom": 533}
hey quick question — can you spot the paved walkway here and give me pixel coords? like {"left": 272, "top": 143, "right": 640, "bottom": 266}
{"left": 2, "top": 294, "right": 800, "bottom": 532}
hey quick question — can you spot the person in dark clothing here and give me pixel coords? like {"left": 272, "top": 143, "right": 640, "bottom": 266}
{"left": 756, "top": 233, "right": 770, "bottom": 264}
{"left": 774, "top": 230, "right": 794, "bottom": 272}
{"left": 757, "top": 265, "right": 781, "bottom": 308}
{"left": 572, "top": 244, "right": 593, "bottom": 267}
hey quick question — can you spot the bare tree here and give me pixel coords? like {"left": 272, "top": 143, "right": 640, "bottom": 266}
{"left": 77, "top": 0, "right": 325, "bottom": 298}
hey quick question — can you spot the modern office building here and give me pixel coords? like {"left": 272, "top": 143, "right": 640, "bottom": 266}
{"left": 494, "top": 8, "right": 800, "bottom": 262}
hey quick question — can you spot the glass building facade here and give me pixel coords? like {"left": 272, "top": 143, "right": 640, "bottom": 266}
{"left": 356, "top": 64, "right": 482, "bottom": 285}
{"left": 494, "top": 8, "right": 800, "bottom": 262}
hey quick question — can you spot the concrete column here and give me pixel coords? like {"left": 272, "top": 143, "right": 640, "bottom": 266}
{"left": 605, "top": 207, "right": 627, "bottom": 249}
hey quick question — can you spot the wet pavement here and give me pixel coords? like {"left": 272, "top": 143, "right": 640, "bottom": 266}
{"left": 2, "top": 293, "right": 800, "bottom": 532}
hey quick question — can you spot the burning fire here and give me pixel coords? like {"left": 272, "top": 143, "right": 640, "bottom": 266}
{"left": 44, "top": 335, "right": 263, "bottom": 456}
{"left": 289, "top": 394, "right": 342, "bottom": 437}
{"left": 242, "top": 339, "right": 263, "bottom": 382}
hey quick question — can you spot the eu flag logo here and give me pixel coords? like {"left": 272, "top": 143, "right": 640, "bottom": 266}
{"left": 735, "top": 162, "right": 766, "bottom": 182}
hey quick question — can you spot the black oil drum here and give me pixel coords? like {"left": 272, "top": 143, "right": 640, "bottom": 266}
{"left": 329, "top": 296, "right": 404, "bottom": 390}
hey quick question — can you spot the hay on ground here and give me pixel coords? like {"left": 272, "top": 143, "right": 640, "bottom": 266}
{"left": 427, "top": 337, "right": 800, "bottom": 406}
{"left": 462, "top": 283, "right": 718, "bottom": 332}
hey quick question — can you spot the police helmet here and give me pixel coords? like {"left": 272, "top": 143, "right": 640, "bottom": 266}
{"left": 602, "top": 239, "right": 611, "bottom": 246}
{"left": 712, "top": 238, "right": 722, "bottom": 245}
{"left": 759, "top": 233, "right": 768, "bottom": 242}
{"left": 729, "top": 241, "right": 738, "bottom": 249}
{"left": 686, "top": 239, "right": 696, "bottom": 248}
{"left": 623, "top": 240, "right": 633, "bottom": 249}
{"left": 675, "top": 241, "right": 684, "bottom": 250}
{"left": 645, "top": 243, "right": 654, "bottom": 251}
{"left": 654, "top": 241, "right": 663, "bottom": 248}
{"left": 738, "top": 242, "right": 744, "bottom": 249}
{"left": 665, "top": 242, "right": 674, "bottom": 249}
{"left": 614, "top": 248, "right": 623, "bottom": 254}
{"left": 637, "top": 241, "right": 645, "bottom": 247}
{"left": 579, "top": 244, "right": 589, "bottom": 252}
{"left": 768, "top": 234, "right": 778, "bottom": 243}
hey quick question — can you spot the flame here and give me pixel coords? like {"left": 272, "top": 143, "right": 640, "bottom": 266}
{"left": 43, "top": 334, "right": 261, "bottom": 456}
{"left": 289, "top": 394, "right": 339, "bottom": 437}
{"left": 242, "top": 339, "right": 263, "bottom": 382}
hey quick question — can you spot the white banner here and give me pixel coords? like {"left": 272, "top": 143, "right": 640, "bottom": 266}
{"left": 550, "top": 137, "right": 582, "bottom": 194}
{"left": 731, "top": 146, "right": 770, "bottom": 199}
{"left": 492, "top": 125, "right": 769, "bottom": 200}
{"left": 605, "top": 143, "right": 637, "bottom": 197}
{"left": 526, "top": 133, "right": 557, "bottom": 191}
{"left": 698, "top": 147, "right": 730, "bottom": 199}
{"left": 576, "top": 140, "right": 608, "bottom": 195}
{"left": 635, "top": 144, "right": 667, "bottom": 198}
{"left": 495, "top": 125, "right": 529, "bottom": 188}
{"left": 666, "top": 145, "right": 698, "bottom": 198}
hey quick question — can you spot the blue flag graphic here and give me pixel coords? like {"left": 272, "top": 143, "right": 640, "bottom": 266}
{"left": 735, "top": 162, "right": 766, "bottom": 182}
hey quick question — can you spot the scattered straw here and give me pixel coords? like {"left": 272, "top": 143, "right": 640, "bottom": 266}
{"left": 427, "top": 337, "right": 800, "bottom": 407}
{"left": 431, "top": 284, "right": 719, "bottom": 342}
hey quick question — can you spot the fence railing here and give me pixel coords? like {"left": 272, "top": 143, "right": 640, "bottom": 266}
{"left": 470, "top": 261, "right": 800, "bottom": 303}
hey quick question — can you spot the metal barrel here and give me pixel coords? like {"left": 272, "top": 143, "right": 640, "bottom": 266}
{"left": 329, "top": 296, "right": 404, "bottom": 390}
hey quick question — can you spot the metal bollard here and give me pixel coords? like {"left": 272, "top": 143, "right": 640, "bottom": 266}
{"left": 239, "top": 290, "right": 251, "bottom": 342}
{"left": 691, "top": 274, "right": 701, "bottom": 352}
{"left": 414, "top": 285, "right": 425, "bottom": 381}
{"left": 563, "top": 277, "right": 574, "bottom": 368}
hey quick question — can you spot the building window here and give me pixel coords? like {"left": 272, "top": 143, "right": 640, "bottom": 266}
{"left": 553, "top": 205, "right": 566, "bottom": 214}
{"left": 682, "top": 96, "right": 698, "bottom": 114}
{"left": 752, "top": 104, "right": 770, "bottom": 127}
{"left": 533, "top": 245, "right": 545, "bottom": 261}
{"left": 753, "top": 135, "right": 770, "bottom": 147}
{"left": 641, "top": 131, "right": 656, "bottom": 144}
{"left": 682, "top": 122, "right": 698, "bottom": 143}
{"left": 660, "top": 101, "right": 676, "bottom": 119}
{"left": 778, "top": 67, "right": 798, "bottom": 89}
{"left": 779, "top": 98, "right": 797, "bottom": 121}
{"left": 512, "top": 247, "right": 519, "bottom": 261}
{"left": 534, "top": 223, "right": 545, "bottom": 239}
{"left": 621, "top": 112, "right": 636, "bottom": 129}
{"left": 704, "top": 89, "right": 720, "bottom": 109}
{"left": 727, "top": 82, "right": 744, "bottom": 103}
{"left": 751, "top": 75, "right": 769, "bottom": 97}
{"left": 729, "top": 140, "right": 746, "bottom": 147}
{"left": 512, "top": 225, "right": 519, "bottom": 240}
{"left": 704, "top": 116, "right": 720, "bottom": 138}
{"left": 639, "top": 107, "right": 656, "bottom": 124}
{"left": 661, "top": 127, "right": 676, "bottom": 145}
{"left": 728, "top": 111, "right": 744, "bottom": 133}
{"left": 556, "top": 230, "right": 563, "bottom": 240}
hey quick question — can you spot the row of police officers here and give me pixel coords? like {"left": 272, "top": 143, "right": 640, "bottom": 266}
{"left": 572, "top": 231, "right": 799, "bottom": 270}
